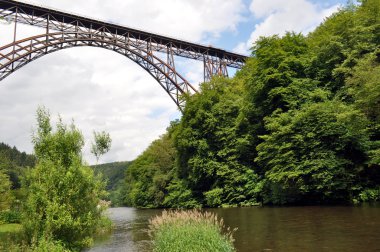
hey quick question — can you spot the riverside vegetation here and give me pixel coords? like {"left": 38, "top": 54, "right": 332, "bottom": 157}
{"left": 123, "top": 0, "right": 380, "bottom": 208}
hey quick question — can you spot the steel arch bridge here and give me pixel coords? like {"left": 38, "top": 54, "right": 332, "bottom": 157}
{"left": 0, "top": 0, "right": 247, "bottom": 111}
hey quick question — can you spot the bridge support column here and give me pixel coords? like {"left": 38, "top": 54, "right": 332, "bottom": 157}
{"left": 166, "top": 45, "right": 178, "bottom": 84}
{"left": 203, "top": 57, "right": 228, "bottom": 83}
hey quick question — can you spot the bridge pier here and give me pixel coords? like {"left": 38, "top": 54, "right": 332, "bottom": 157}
{"left": 203, "top": 57, "right": 228, "bottom": 83}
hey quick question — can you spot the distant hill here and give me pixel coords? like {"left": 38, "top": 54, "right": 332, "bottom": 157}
{"left": 0, "top": 143, "right": 36, "bottom": 168}
{"left": 91, "top": 161, "right": 131, "bottom": 191}
{"left": 91, "top": 161, "right": 131, "bottom": 206}
{"left": 0, "top": 142, "right": 36, "bottom": 189}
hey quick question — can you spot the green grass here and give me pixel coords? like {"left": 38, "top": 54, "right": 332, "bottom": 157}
{"left": 0, "top": 223, "right": 22, "bottom": 234}
{"left": 149, "top": 210, "right": 236, "bottom": 252}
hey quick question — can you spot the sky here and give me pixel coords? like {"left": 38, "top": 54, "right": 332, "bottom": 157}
{"left": 0, "top": 0, "right": 348, "bottom": 164}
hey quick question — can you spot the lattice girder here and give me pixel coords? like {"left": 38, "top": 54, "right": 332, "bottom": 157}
{"left": 0, "top": 32, "right": 196, "bottom": 110}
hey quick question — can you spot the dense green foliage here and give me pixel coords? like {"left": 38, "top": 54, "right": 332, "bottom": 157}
{"left": 174, "top": 77, "right": 262, "bottom": 207}
{"left": 149, "top": 210, "right": 235, "bottom": 252}
{"left": 256, "top": 101, "right": 370, "bottom": 204}
{"left": 125, "top": 123, "right": 199, "bottom": 208}
{"left": 124, "top": 0, "right": 380, "bottom": 207}
{"left": 22, "top": 107, "right": 108, "bottom": 251}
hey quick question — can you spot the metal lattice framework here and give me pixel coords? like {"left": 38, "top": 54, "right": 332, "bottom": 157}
{"left": 0, "top": 0, "right": 248, "bottom": 110}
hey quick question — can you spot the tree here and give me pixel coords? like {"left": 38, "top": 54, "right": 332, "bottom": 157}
{"left": 237, "top": 32, "right": 329, "bottom": 176}
{"left": 256, "top": 101, "right": 370, "bottom": 204}
{"left": 307, "top": 0, "right": 380, "bottom": 93}
{"left": 347, "top": 52, "right": 380, "bottom": 123}
{"left": 124, "top": 123, "right": 179, "bottom": 208}
{"left": 23, "top": 107, "right": 107, "bottom": 250}
{"left": 174, "top": 77, "right": 260, "bottom": 207}
{"left": 91, "top": 131, "right": 112, "bottom": 163}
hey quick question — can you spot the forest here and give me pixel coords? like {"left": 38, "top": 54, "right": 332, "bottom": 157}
{"left": 123, "top": 0, "right": 380, "bottom": 207}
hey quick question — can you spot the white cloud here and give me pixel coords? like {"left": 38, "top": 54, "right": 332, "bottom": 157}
{"left": 234, "top": 0, "right": 341, "bottom": 54}
{"left": 0, "top": 0, "right": 245, "bottom": 164}
{"left": 29, "top": 0, "right": 245, "bottom": 42}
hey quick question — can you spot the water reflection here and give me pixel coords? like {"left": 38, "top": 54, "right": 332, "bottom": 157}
{"left": 210, "top": 204, "right": 380, "bottom": 252}
{"left": 87, "top": 208, "right": 162, "bottom": 252}
{"left": 89, "top": 204, "right": 380, "bottom": 252}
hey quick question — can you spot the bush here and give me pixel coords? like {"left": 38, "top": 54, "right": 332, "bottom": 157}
{"left": 204, "top": 188, "right": 224, "bottom": 207}
{"left": 149, "top": 210, "right": 236, "bottom": 252}
{"left": 0, "top": 210, "right": 21, "bottom": 224}
{"left": 358, "top": 188, "right": 380, "bottom": 202}
{"left": 31, "top": 238, "right": 71, "bottom": 252}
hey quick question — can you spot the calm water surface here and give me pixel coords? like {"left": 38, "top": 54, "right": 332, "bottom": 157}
{"left": 88, "top": 204, "right": 380, "bottom": 252}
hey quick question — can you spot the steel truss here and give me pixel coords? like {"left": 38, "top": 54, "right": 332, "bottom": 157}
{"left": 0, "top": 0, "right": 247, "bottom": 110}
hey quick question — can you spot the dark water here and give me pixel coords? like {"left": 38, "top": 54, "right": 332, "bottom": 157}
{"left": 88, "top": 204, "right": 380, "bottom": 252}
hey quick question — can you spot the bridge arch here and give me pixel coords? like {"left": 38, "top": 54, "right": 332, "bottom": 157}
{"left": 0, "top": 32, "right": 197, "bottom": 110}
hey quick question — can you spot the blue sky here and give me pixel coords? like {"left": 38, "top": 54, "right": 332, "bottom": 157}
{"left": 0, "top": 0, "right": 349, "bottom": 163}
{"left": 177, "top": 0, "right": 349, "bottom": 52}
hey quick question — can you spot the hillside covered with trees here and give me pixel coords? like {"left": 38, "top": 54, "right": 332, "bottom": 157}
{"left": 124, "top": 0, "right": 380, "bottom": 207}
{"left": 0, "top": 142, "right": 36, "bottom": 190}
{"left": 91, "top": 161, "right": 131, "bottom": 206}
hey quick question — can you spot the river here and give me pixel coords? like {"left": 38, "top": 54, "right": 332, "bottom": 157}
{"left": 88, "top": 204, "right": 380, "bottom": 251}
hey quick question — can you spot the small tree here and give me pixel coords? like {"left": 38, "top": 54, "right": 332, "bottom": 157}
{"left": 91, "top": 131, "right": 112, "bottom": 163}
{"left": 23, "top": 107, "right": 107, "bottom": 250}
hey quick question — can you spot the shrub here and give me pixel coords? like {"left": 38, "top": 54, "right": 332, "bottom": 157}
{"left": 31, "top": 238, "right": 71, "bottom": 252}
{"left": 149, "top": 210, "right": 236, "bottom": 252}
{"left": 204, "top": 188, "right": 224, "bottom": 207}
{"left": 0, "top": 210, "right": 21, "bottom": 224}
{"left": 358, "top": 188, "right": 380, "bottom": 202}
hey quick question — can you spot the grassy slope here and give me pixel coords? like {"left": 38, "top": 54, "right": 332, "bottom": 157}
{"left": 0, "top": 223, "right": 22, "bottom": 234}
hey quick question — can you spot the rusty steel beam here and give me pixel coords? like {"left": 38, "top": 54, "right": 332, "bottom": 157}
{"left": 0, "top": 32, "right": 197, "bottom": 111}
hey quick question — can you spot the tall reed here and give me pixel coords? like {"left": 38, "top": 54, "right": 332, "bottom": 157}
{"left": 149, "top": 209, "right": 236, "bottom": 252}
